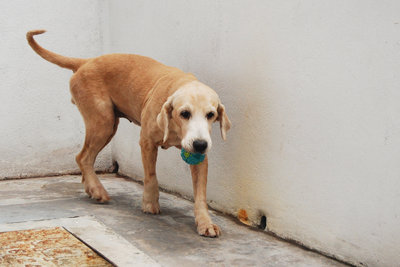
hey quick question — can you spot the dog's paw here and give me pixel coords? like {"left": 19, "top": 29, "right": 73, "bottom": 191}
{"left": 197, "top": 222, "right": 221, "bottom": 238}
{"left": 85, "top": 183, "right": 110, "bottom": 203}
{"left": 142, "top": 201, "right": 161, "bottom": 214}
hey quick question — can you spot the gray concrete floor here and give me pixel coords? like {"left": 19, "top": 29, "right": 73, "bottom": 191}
{"left": 0, "top": 174, "right": 346, "bottom": 267}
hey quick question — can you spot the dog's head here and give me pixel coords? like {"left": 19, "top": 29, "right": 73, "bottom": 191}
{"left": 157, "top": 81, "right": 231, "bottom": 154}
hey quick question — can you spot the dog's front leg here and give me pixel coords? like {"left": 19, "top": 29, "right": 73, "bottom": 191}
{"left": 140, "top": 137, "right": 160, "bottom": 214}
{"left": 190, "top": 156, "right": 221, "bottom": 237}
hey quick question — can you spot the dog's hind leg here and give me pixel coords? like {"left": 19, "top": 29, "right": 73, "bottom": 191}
{"left": 75, "top": 99, "right": 119, "bottom": 203}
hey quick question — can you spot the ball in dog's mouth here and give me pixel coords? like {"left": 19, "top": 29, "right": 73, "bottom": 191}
{"left": 181, "top": 148, "right": 206, "bottom": 165}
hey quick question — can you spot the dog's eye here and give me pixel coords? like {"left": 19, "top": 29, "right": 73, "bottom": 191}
{"left": 180, "top": 110, "right": 191, "bottom": 119}
{"left": 206, "top": 112, "right": 215, "bottom": 120}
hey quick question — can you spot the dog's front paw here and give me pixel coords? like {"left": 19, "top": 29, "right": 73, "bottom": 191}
{"left": 85, "top": 183, "right": 110, "bottom": 203}
{"left": 197, "top": 222, "right": 221, "bottom": 237}
{"left": 142, "top": 201, "right": 161, "bottom": 214}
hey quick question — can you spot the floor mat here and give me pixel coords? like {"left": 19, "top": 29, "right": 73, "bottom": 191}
{"left": 0, "top": 227, "right": 112, "bottom": 266}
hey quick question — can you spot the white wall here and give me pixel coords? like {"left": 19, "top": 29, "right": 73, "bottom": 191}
{"left": 0, "top": 0, "right": 111, "bottom": 178}
{"left": 109, "top": 1, "right": 400, "bottom": 266}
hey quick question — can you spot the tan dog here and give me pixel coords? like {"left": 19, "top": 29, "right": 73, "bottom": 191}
{"left": 27, "top": 30, "right": 231, "bottom": 237}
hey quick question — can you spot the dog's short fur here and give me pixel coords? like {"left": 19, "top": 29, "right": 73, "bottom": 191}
{"left": 27, "top": 30, "right": 231, "bottom": 237}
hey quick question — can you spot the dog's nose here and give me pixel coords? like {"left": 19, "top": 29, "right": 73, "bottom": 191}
{"left": 193, "top": 140, "right": 208, "bottom": 154}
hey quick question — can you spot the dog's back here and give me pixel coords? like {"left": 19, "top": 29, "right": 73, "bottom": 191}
{"left": 27, "top": 30, "right": 187, "bottom": 123}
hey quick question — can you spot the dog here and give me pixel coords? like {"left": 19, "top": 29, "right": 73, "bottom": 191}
{"left": 27, "top": 30, "right": 231, "bottom": 237}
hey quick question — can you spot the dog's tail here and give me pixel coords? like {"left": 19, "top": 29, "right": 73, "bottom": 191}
{"left": 26, "top": 30, "right": 87, "bottom": 72}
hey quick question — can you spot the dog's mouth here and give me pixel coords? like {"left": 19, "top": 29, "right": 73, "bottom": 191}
{"left": 190, "top": 140, "right": 209, "bottom": 154}
{"left": 183, "top": 147, "right": 206, "bottom": 155}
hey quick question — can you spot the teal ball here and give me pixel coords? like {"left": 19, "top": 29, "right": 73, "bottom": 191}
{"left": 181, "top": 148, "right": 206, "bottom": 165}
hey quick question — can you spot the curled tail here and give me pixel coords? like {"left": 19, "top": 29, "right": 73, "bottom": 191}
{"left": 26, "top": 30, "right": 87, "bottom": 72}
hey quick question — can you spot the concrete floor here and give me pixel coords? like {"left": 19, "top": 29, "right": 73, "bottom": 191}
{"left": 0, "top": 174, "right": 346, "bottom": 267}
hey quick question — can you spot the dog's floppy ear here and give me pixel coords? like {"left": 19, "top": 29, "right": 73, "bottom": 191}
{"left": 217, "top": 103, "right": 231, "bottom": 141}
{"left": 157, "top": 96, "right": 173, "bottom": 143}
